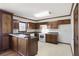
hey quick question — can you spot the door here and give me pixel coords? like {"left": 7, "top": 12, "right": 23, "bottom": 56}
{"left": 74, "top": 4, "right": 79, "bottom": 56}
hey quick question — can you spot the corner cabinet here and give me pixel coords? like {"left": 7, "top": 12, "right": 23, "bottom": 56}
{"left": 0, "top": 10, "right": 13, "bottom": 50}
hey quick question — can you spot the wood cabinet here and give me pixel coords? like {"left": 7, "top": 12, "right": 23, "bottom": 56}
{"left": 38, "top": 21, "right": 58, "bottom": 29}
{"left": 13, "top": 20, "right": 19, "bottom": 29}
{"left": 0, "top": 10, "right": 13, "bottom": 50}
{"left": 11, "top": 36, "right": 18, "bottom": 51}
{"left": 47, "top": 21, "right": 58, "bottom": 29}
{"left": 10, "top": 35, "right": 38, "bottom": 56}
{"left": 46, "top": 34, "right": 58, "bottom": 44}
{"left": 35, "top": 33, "right": 39, "bottom": 41}
{"left": 35, "top": 23, "right": 40, "bottom": 29}
{"left": 27, "top": 22, "right": 39, "bottom": 29}
{"left": 17, "top": 37, "right": 38, "bottom": 56}
{"left": 2, "top": 34, "right": 10, "bottom": 49}
{"left": 18, "top": 38, "right": 28, "bottom": 55}
{"left": 28, "top": 22, "right": 36, "bottom": 29}
{"left": 28, "top": 38, "right": 38, "bottom": 56}
{"left": 58, "top": 19, "right": 70, "bottom": 25}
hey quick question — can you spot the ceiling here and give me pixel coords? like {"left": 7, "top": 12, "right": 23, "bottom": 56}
{"left": 0, "top": 3, "right": 72, "bottom": 20}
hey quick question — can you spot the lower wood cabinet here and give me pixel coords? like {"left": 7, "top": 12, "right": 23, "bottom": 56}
{"left": 18, "top": 38, "right": 28, "bottom": 56}
{"left": 0, "top": 34, "right": 10, "bottom": 50}
{"left": 46, "top": 34, "right": 58, "bottom": 44}
{"left": 11, "top": 36, "right": 18, "bottom": 51}
{"left": 28, "top": 38, "right": 38, "bottom": 56}
{"left": 2, "top": 35, "right": 9, "bottom": 49}
{"left": 11, "top": 35, "right": 38, "bottom": 56}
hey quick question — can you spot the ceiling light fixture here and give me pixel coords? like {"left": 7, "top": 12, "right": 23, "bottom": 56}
{"left": 34, "top": 11, "right": 50, "bottom": 18}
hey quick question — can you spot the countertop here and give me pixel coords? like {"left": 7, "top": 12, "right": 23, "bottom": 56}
{"left": 9, "top": 34, "right": 37, "bottom": 39}
{"left": 46, "top": 32, "right": 58, "bottom": 35}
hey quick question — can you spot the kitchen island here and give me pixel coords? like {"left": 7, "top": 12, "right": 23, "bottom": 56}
{"left": 9, "top": 34, "right": 38, "bottom": 56}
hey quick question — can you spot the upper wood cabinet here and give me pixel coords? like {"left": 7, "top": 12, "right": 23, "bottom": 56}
{"left": 13, "top": 20, "right": 19, "bottom": 29}
{"left": 0, "top": 10, "right": 13, "bottom": 50}
{"left": 35, "top": 23, "right": 40, "bottom": 29}
{"left": 28, "top": 22, "right": 36, "bottom": 29}
{"left": 2, "top": 13, "right": 12, "bottom": 33}
{"left": 58, "top": 19, "right": 70, "bottom": 25}
{"left": 47, "top": 21, "right": 58, "bottom": 29}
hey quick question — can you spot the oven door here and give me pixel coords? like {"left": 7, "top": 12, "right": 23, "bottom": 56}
{"left": 39, "top": 33, "right": 45, "bottom": 42}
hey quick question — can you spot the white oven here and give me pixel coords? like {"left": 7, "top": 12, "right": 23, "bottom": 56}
{"left": 39, "top": 33, "right": 46, "bottom": 42}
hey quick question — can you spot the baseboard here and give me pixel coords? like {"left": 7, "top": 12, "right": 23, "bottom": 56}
{"left": 69, "top": 44, "right": 74, "bottom": 56}
{"left": 58, "top": 42, "right": 74, "bottom": 56}
{"left": 58, "top": 42, "right": 71, "bottom": 45}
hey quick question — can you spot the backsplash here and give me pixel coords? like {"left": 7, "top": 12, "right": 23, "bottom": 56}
{"left": 27, "top": 29, "right": 58, "bottom": 33}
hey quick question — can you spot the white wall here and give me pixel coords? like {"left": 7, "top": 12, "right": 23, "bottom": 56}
{"left": 58, "top": 24, "right": 72, "bottom": 44}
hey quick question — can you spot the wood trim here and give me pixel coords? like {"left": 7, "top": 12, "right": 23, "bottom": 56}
{"left": 0, "top": 9, "right": 13, "bottom": 15}
{"left": 13, "top": 15, "right": 35, "bottom": 21}
{"left": 35, "top": 15, "right": 70, "bottom": 21}
{"left": 74, "top": 3, "right": 78, "bottom": 56}
{"left": 58, "top": 42, "right": 70, "bottom": 45}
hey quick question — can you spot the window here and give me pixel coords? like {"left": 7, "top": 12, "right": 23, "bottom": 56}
{"left": 19, "top": 22, "right": 26, "bottom": 31}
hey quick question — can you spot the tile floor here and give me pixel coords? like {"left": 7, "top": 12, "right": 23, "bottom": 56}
{"left": 36, "top": 41, "right": 72, "bottom": 56}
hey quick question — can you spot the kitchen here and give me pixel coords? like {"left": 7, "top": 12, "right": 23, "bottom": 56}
{"left": 0, "top": 3, "right": 78, "bottom": 56}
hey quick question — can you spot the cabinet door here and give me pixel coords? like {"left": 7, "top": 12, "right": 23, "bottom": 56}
{"left": 28, "top": 22, "right": 35, "bottom": 29}
{"left": 2, "top": 13, "right": 12, "bottom": 33}
{"left": 13, "top": 20, "right": 19, "bottom": 29}
{"left": 28, "top": 38, "right": 38, "bottom": 56}
{"left": 2, "top": 34, "right": 9, "bottom": 49}
{"left": 11, "top": 36, "right": 18, "bottom": 51}
{"left": 18, "top": 38, "right": 28, "bottom": 56}
{"left": 0, "top": 35, "right": 2, "bottom": 49}
{"left": 51, "top": 21, "right": 58, "bottom": 29}
{"left": 46, "top": 34, "right": 58, "bottom": 44}
{"left": 35, "top": 23, "right": 39, "bottom": 29}
{"left": 47, "top": 21, "right": 58, "bottom": 29}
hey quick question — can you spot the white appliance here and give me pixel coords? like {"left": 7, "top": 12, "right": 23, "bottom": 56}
{"left": 39, "top": 33, "right": 46, "bottom": 42}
